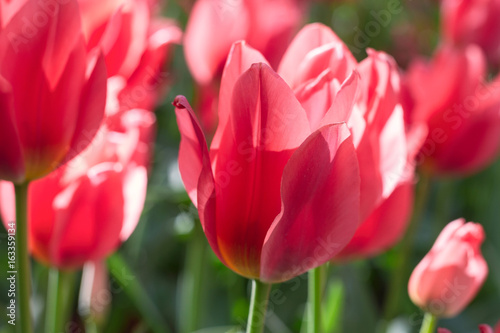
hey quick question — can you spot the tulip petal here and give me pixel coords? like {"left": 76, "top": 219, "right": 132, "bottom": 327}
{"left": 319, "top": 71, "right": 360, "bottom": 128}
{"left": 260, "top": 123, "right": 360, "bottom": 282}
{"left": 278, "top": 23, "right": 356, "bottom": 87}
{"left": 0, "top": 78, "right": 24, "bottom": 182}
{"left": 245, "top": 0, "right": 303, "bottom": 67}
{"left": 120, "top": 165, "right": 148, "bottom": 241}
{"left": 104, "top": 0, "right": 150, "bottom": 78}
{"left": 0, "top": 0, "right": 27, "bottom": 28}
{"left": 212, "top": 63, "right": 310, "bottom": 279}
{"left": 184, "top": 0, "right": 249, "bottom": 84}
{"left": 120, "top": 20, "right": 182, "bottom": 110}
{"left": 173, "top": 96, "right": 224, "bottom": 265}
{"left": 211, "top": 41, "right": 269, "bottom": 150}
{"left": 336, "top": 181, "right": 414, "bottom": 259}
{"left": 293, "top": 43, "right": 356, "bottom": 89}
{"left": 173, "top": 96, "right": 210, "bottom": 207}
{"left": 28, "top": 174, "right": 63, "bottom": 264}
{"left": 50, "top": 166, "right": 124, "bottom": 268}
{"left": 378, "top": 105, "right": 409, "bottom": 197}
{"left": 0, "top": 0, "right": 82, "bottom": 88}
{"left": 61, "top": 51, "right": 107, "bottom": 166}
{"left": 78, "top": 0, "right": 123, "bottom": 47}
{"left": 0, "top": 181, "right": 16, "bottom": 228}
{"left": 357, "top": 49, "right": 401, "bottom": 127}
{"left": 294, "top": 69, "right": 339, "bottom": 131}
{"left": 40, "top": 0, "right": 82, "bottom": 89}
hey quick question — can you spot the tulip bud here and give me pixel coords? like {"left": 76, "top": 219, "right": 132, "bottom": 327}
{"left": 408, "top": 219, "right": 488, "bottom": 317}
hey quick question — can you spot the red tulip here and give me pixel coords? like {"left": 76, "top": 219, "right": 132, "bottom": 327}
{"left": 0, "top": 0, "right": 107, "bottom": 183}
{"left": 0, "top": 107, "right": 154, "bottom": 268}
{"left": 408, "top": 219, "right": 488, "bottom": 317}
{"left": 184, "top": 0, "right": 305, "bottom": 85}
{"left": 174, "top": 46, "right": 361, "bottom": 282}
{"left": 273, "top": 23, "right": 419, "bottom": 259}
{"left": 441, "top": 0, "right": 500, "bottom": 65}
{"left": 405, "top": 44, "right": 500, "bottom": 175}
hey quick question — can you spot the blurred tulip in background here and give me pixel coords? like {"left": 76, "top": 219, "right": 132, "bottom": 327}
{"left": 441, "top": 0, "right": 500, "bottom": 66}
{"left": 408, "top": 218, "right": 488, "bottom": 317}
{"left": 0, "top": 0, "right": 107, "bottom": 183}
{"left": 405, "top": 44, "right": 500, "bottom": 176}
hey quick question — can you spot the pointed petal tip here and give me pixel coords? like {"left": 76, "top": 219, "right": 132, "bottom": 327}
{"left": 173, "top": 95, "right": 190, "bottom": 109}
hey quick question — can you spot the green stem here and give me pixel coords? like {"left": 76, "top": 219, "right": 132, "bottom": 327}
{"left": 78, "top": 262, "right": 102, "bottom": 333}
{"left": 107, "top": 253, "right": 172, "bottom": 333}
{"left": 419, "top": 312, "right": 438, "bottom": 333}
{"left": 246, "top": 280, "right": 272, "bottom": 333}
{"left": 83, "top": 318, "right": 99, "bottom": 333}
{"left": 308, "top": 266, "right": 324, "bottom": 333}
{"left": 45, "top": 268, "right": 76, "bottom": 333}
{"left": 383, "top": 173, "right": 431, "bottom": 321}
{"left": 179, "top": 221, "right": 207, "bottom": 333}
{"left": 14, "top": 182, "right": 32, "bottom": 333}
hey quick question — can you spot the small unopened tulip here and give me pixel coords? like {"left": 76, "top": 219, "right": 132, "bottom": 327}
{"left": 408, "top": 219, "right": 488, "bottom": 317}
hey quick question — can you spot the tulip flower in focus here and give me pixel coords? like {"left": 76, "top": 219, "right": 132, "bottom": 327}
{"left": 273, "top": 23, "right": 420, "bottom": 259}
{"left": 408, "top": 219, "right": 488, "bottom": 317}
{"left": 441, "top": 0, "right": 500, "bottom": 65}
{"left": 0, "top": 0, "right": 107, "bottom": 183}
{"left": 174, "top": 42, "right": 362, "bottom": 282}
{"left": 405, "top": 44, "right": 500, "bottom": 176}
{"left": 0, "top": 105, "right": 155, "bottom": 268}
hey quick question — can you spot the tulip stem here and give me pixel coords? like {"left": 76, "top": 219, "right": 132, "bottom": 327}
{"left": 246, "top": 279, "right": 272, "bottom": 333}
{"left": 419, "top": 312, "right": 437, "bottom": 333}
{"left": 179, "top": 221, "right": 207, "bottom": 333}
{"left": 14, "top": 182, "right": 32, "bottom": 333}
{"left": 107, "top": 253, "right": 172, "bottom": 333}
{"left": 383, "top": 173, "right": 431, "bottom": 322}
{"left": 308, "top": 266, "right": 324, "bottom": 333}
{"left": 45, "top": 268, "right": 76, "bottom": 333}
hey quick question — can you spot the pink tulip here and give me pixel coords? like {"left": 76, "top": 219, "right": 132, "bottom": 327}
{"left": 0, "top": 0, "right": 107, "bottom": 183}
{"left": 184, "top": 0, "right": 305, "bottom": 85}
{"left": 174, "top": 43, "right": 361, "bottom": 282}
{"left": 408, "top": 219, "right": 488, "bottom": 317}
{"left": 441, "top": 0, "right": 500, "bottom": 65}
{"left": 274, "top": 23, "right": 419, "bottom": 259}
{"left": 405, "top": 43, "right": 500, "bottom": 175}
{"left": 0, "top": 106, "right": 154, "bottom": 268}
